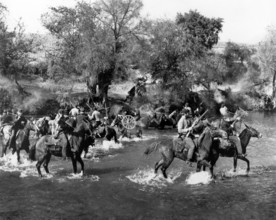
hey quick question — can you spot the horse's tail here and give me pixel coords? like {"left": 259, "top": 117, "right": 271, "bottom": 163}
{"left": 144, "top": 142, "right": 161, "bottom": 155}
{"left": 29, "top": 143, "right": 36, "bottom": 161}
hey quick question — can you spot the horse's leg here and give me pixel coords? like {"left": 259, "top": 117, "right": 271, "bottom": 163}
{"left": 160, "top": 151, "right": 174, "bottom": 179}
{"left": 1, "top": 140, "right": 8, "bottom": 157}
{"left": 233, "top": 156, "right": 238, "bottom": 172}
{"left": 16, "top": 148, "right": 21, "bottom": 163}
{"left": 71, "top": 153, "right": 77, "bottom": 174}
{"left": 196, "top": 162, "right": 202, "bottom": 172}
{"left": 136, "top": 128, "right": 142, "bottom": 138}
{"left": 43, "top": 153, "right": 52, "bottom": 174}
{"left": 154, "top": 159, "right": 164, "bottom": 174}
{"left": 76, "top": 153, "right": 84, "bottom": 175}
{"left": 113, "top": 131, "right": 119, "bottom": 143}
{"left": 237, "top": 156, "right": 250, "bottom": 174}
{"left": 36, "top": 156, "right": 46, "bottom": 177}
{"left": 198, "top": 160, "right": 211, "bottom": 169}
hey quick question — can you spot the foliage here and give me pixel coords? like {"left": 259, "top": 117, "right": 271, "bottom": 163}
{"left": 255, "top": 28, "right": 276, "bottom": 97}
{"left": 0, "top": 88, "right": 12, "bottom": 111}
{"left": 176, "top": 10, "right": 223, "bottom": 50}
{"left": 223, "top": 42, "right": 254, "bottom": 82}
{"left": 147, "top": 10, "right": 223, "bottom": 97}
{"left": 0, "top": 16, "right": 35, "bottom": 79}
{"left": 41, "top": 0, "right": 145, "bottom": 97}
{"left": 35, "top": 99, "right": 60, "bottom": 115}
{"left": 193, "top": 52, "right": 227, "bottom": 90}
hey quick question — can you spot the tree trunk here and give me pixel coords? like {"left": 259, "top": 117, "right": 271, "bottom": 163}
{"left": 272, "top": 70, "right": 276, "bottom": 99}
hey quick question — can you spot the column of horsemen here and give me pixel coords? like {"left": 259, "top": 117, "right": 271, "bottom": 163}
{"left": 0, "top": 100, "right": 252, "bottom": 172}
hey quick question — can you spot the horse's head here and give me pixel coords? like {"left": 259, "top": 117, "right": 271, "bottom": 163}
{"left": 244, "top": 123, "right": 262, "bottom": 139}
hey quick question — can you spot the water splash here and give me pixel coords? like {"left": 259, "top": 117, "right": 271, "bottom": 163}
{"left": 101, "top": 140, "right": 123, "bottom": 150}
{"left": 0, "top": 152, "right": 64, "bottom": 178}
{"left": 119, "top": 135, "right": 156, "bottom": 142}
{"left": 185, "top": 171, "right": 213, "bottom": 185}
{"left": 57, "top": 172, "right": 100, "bottom": 182}
{"left": 220, "top": 168, "right": 249, "bottom": 178}
{"left": 126, "top": 168, "right": 182, "bottom": 188}
{"left": 83, "top": 140, "right": 124, "bottom": 160}
{"left": 0, "top": 152, "right": 36, "bottom": 174}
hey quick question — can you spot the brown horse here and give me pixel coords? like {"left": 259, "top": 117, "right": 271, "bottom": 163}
{"left": 218, "top": 123, "right": 262, "bottom": 173}
{"left": 144, "top": 127, "right": 228, "bottom": 178}
{"left": 29, "top": 120, "right": 93, "bottom": 177}
{"left": 1, "top": 120, "right": 37, "bottom": 163}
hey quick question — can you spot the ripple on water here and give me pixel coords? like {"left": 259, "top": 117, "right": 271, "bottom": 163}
{"left": 56, "top": 172, "right": 100, "bottom": 183}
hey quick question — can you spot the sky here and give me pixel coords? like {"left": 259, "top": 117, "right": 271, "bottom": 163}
{"left": 1, "top": 0, "right": 276, "bottom": 44}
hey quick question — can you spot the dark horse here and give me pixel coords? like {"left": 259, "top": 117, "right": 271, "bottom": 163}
{"left": 1, "top": 120, "right": 37, "bottom": 163}
{"left": 95, "top": 123, "right": 119, "bottom": 143}
{"left": 144, "top": 127, "right": 228, "bottom": 178}
{"left": 111, "top": 115, "right": 142, "bottom": 139}
{"left": 219, "top": 123, "right": 262, "bottom": 173}
{"left": 29, "top": 120, "right": 93, "bottom": 177}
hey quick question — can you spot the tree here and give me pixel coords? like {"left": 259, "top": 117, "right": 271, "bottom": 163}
{"left": 256, "top": 28, "right": 276, "bottom": 98}
{"left": 223, "top": 42, "right": 253, "bottom": 82}
{"left": 147, "top": 11, "right": 223, "bottom": 98}
{"left": 193, "top": 52, "right": 227, "bottom": 90}
{"left": 176, "top": 10, "right": 223, "bottom": 50}
{"left": 0, "top": 4, "right": 34, "bottom": 80}
{"left": 91, "top": 0, "right": 144, "bottom": 90}
{"left": 42, "top": 0, "right": 145, "bottom": 99}
{"left": 41, "top": 5, "right": 84, "bottom": 77}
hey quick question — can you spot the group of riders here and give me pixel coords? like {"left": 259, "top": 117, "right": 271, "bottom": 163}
{"left": 0, "top": 100, "right": 247, "bottom": 166}
{"left": 177, "top": 102, "right": 246, "bottom": 166}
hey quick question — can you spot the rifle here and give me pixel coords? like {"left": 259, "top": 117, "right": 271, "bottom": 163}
{"left": 185, "top": 109, "right": 208, "bottom": 137}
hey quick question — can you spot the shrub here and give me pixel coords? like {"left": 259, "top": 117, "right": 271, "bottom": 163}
{"left": 0, "top": 88, "right": 13, "bottom": 112}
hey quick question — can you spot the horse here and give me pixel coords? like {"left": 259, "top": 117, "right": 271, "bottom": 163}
{"left": 144, "top": 127, "right": 228, "bottom": 178}
{"left": 218, "top": 123, "right": 262, "bottom": 173}
{"left": 111, "top": 115, "right": 143, "bottom": 139}
{"left": 29, "top": 120, "right": 93, "bottom": 177}
{"left": 157, "top": 113, "right": 177, "bottom": 129}
{"left": 1, "top": 120, "right": 37, "bottom": 163}
{"left": 95, "top": 123, "right": 119, "bottom": 143}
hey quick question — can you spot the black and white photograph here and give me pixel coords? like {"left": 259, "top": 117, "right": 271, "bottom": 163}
{"left": 0, "top": 0, "right": 275, "bottom": 219}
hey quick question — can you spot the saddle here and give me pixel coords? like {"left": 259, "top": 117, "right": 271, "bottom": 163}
{"left": 44, "top": 137, "right": 62, "bottom": 151}
{"left": 174, "top": 136, "right": 200, "bottom": 153}
{"left": 45, "top": 136, "right": 63, "bottom": 154}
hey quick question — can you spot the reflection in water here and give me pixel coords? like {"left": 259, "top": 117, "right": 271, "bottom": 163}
{"left": 0, "top": 112, "right": 276, "bottom": 219}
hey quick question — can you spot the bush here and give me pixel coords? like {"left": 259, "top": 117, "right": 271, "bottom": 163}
{"left": 35, "top": 99, "right": 60, "bottom": 115}
{"left": 0, "top": 88, "right": 13, "bottom": 112}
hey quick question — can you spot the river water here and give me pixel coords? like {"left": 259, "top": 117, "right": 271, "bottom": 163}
{"left": 0, "top": 112, "right": 276, "bottom": 219}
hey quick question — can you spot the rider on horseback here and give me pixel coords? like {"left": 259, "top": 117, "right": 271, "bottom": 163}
{"left": 8, "top": 109, "right": 27, "bottom": 152}
{"left": 177, "top": 109, "right": 195, "bottom": 165}
{"left": 219, "top": 104, "right": 245, "bottom": 157}
{"left": 88, "top": 106, "right": 102, "bottom": 129}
